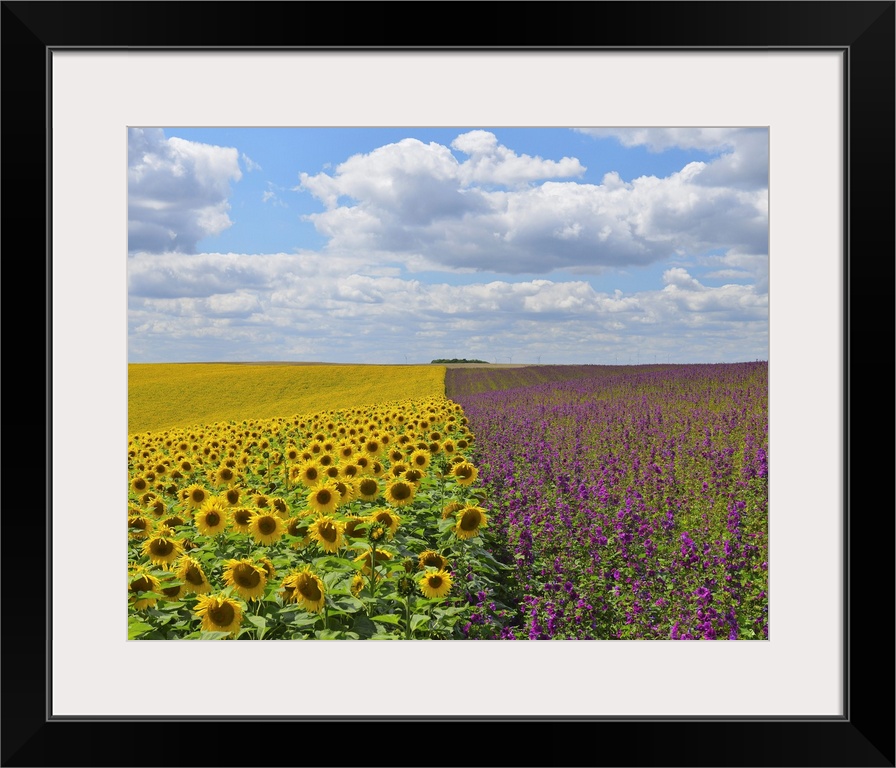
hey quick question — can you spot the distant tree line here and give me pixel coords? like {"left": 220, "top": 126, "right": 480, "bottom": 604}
{"left": 430, "top": 358, "right": 491, "bottom": 364}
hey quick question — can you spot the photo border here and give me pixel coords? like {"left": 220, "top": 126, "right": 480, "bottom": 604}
{"left": 5, "top": 1, "right": 893, "bottom": 766}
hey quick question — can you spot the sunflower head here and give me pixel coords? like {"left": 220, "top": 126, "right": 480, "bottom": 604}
{"left": 368, "top": 509, "right": 400, "bottom": 539}
{"left": 350, "top": 572, "right": 366, "bottom": 597}
{"left": 213, "top": 465, "right": 238, "bottom": 488}
{"left": 128, "top": 566, "right": 161, "bottom": 610}
{"left": 353, "top": 548, "right": 393, "bottom": 577}
{"left": 281, "top": 567, "right": 326, "bottom": 613}
{"left": 249, "top": 511, "right": 286, "bottom": 546}
{"left": 384, "top": 479, "right": 415, "bottom": 508}
{"left": 442, "top": 500, "right": 466, "bottom": 520}
{"left": 184, "top": 483, "right": 211, "bottom": 509}
{"left": 355, "top": 476, "right": 380, "bottom": 502}
{"left": 409, "top": 449, "right": 431, "bottom": 470}
{"left": 223, "top": 558, "right": 268, "bottom": 601}
{"left": 418, "top": 550, "right": 450, "bottom": 571}
{"left": 403, "top": 468, "right": 424, "bottom": 486}
{"left": 194, "top": 593, "right": 244, "bottom": 637}
{"left": 230, "top": 506, "right": 255, "bottom": 533}
{"left": 256, "top": 555, "right": 277, "bottom": 580}
{"left": 222, "top": 487, "right": 242, "bottom": 506}
{"left": 270, "top": 496, "right": 290, "bottom": 517}
{"left": 141, "top": 531, "right": 184, "bottom": 567}
{"left": 389, "top": 461, "right": 410, "bottom": 479}
{"left": 130, "top": 475, "right": 150, "bottom": 495}
{"left": 342, "top": 516, "right": 369, "bottom": 542}
{"left": 307, "top": 483, "right": 339, "bottom": 516}
{"left": 453, "top": 505, "right": 488, "bottom": 540}
{"left": 340, "top": 462, "right": 360, "bottom": 480}
{"left": 195, "top": 499, "right": 228, "bottom": 537}
{"left": 128, "top": 513, "right": 153, "bottom": 540}
{"left": 418, "top": 569, "right": 453, "bottom": 599}
{"left": 452, "top": 461, "right": 479, "bottom": 486}
{"left": 176, "top": 555, "right": 211, "bottom": 594}
{"left": 308, "top": 515, "right": 345, "bottom": 554}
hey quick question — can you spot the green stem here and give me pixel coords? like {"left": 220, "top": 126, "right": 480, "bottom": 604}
{"left": 368, "top": 541, "right": 377, "bottom": 611}
{"left": 404, "top": 595, "right": 412, "bottom": 640}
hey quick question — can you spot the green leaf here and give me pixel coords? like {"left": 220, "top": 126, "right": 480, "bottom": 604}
{"left": 351, "top": 614, "right": 376, "bottom": 638}
{"left": 246, "top": 614, "right": 267, "bottom": 629}
{"left": 128, "top": 621, "right": 154, "bottom": 639}
{"left": 314, "top": 629, "right": 343, "bottom": 640}
{"left": 200, "top": 631, "right": 232, "bottom": 640}
{"left": 370, "top": 614, "right": 401, "bottom": 625}
{"left": 410, "top": 614, "right": 430, "bottom": 631}
{"left": 331, "top": 596, "right": 365, "bottom": 613}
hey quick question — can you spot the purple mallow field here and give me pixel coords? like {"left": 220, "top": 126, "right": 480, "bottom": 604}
{"left": 446, "top": 363, "right": 768, "bottom": 640}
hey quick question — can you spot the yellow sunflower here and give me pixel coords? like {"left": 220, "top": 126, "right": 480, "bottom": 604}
{"left": 367, "top": 509, "right": 400, "bottom": 539}
{"left": 270, "top": 496, "right": 290, "bottom": 518}
{"left": 362, "top": 438, "right": 382, "bottom": 456}
{"left": 332, "top": 479, "right": 356, "bottom": 507}
{"left": 249, "top": 511, "right": 286, "bottom": 546}
{"left": 141, "top": 531, "right": 183, "bottom": 567}
{"left": 230, "top": 506, "right": 254, "bottom": 534}
{"left": 353, "top": 548, "right": 393, "bottom": 577}
{"left": 342, "top": 516, "right": 369, "bottom": 542}
{"left": 212, "top": 464, "right": 238, "bottom": 488}
{"left": 354, "top": 476, "right": 381, "bottom": 502}
{"left": 159, "top": 581, "right": 187, "bottom": 601}
{"left": 307, "top": 483, "right": 339, "bottom": 516}
{"left": 452, "top": 461, "right": 479, "bottom": 486}
{"left": 195, "top": 499, "right": 228, "bottom": 537}
{"left": 389, "top": 461, "right": 410, "bottom": 479}
{"left": 340, "top": 462, "right": 360, "bottom": 480}
{"left": 183, "top": 483, "right": 211, "bottom": 509}
{"left": 256, "top": 555, "right": 277, "bottom": 580}
{"left": 454, "top": 505, "right": 488, "bottom": 540}
{"left": 128, "top": 513, "right": 153, "bottom": 540}
{"left": 308, "top": 515, "right": 345, "bottom": 553}
{"left": 128, "top": 566, "right": 161, "bottom": 610}
{"left": 417, "top": 550, "right": 450, "bottom": 571}
{"left": 194, "top": 593, "right": 244, "bottom": 636}
{"left": 408, "top": 449, "right": 431, "bottom": 471}
{"left": 384, "top": 479, "right": 415, "bottom": 508}
{"left": 130, "top": 474, "right": 150, "bottom": 495}
{"left": 175, "top": 555, "right": 211, "bottom": 594}
{"left": 223, "top": 558, "right": 268, "bottom": 601}
{"left": 281, "top": 567, "right": 326, "bottom": 613}
{"left": 403, "top": 468, "right": 424, "bottom": 487}
{"left": 418, "top": 569, "right": 453, "bottom": 599}
{"left": 222, "top": 487, "right": 242, "bottom": 507}
{"left": 143, "top": 494, "right": 167, "bottom": 518}
{"left": 350, "top": 572, "right": 366, "bottom": 597}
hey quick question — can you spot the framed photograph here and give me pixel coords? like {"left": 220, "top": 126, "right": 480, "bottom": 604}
{"left": 9, "top": 1, "right": 893, "bottom": 766}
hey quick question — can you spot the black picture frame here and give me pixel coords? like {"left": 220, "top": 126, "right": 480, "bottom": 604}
{"left": 5, "top": 2, "right": 893, "bottom": 766}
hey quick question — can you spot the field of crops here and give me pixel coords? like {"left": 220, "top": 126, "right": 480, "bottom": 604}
{"left": 128, "top": 362, "right": 768, "bottom": 640}
{"left": 128, "top": 363, "right": 446, "bottom": 434}
{"left": 446, "top": 363, "right": 769, "bottom": 640}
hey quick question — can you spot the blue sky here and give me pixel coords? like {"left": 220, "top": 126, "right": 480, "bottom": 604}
{"left": 128, "top": 127, "right": 768, "bottom": 364}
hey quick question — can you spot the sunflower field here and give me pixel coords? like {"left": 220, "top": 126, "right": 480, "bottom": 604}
{"left": 128, "top": 363, "right": 446, "bottom": 434}
{"left": 128, "top": 394, "right": 518, "bottom": 640}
